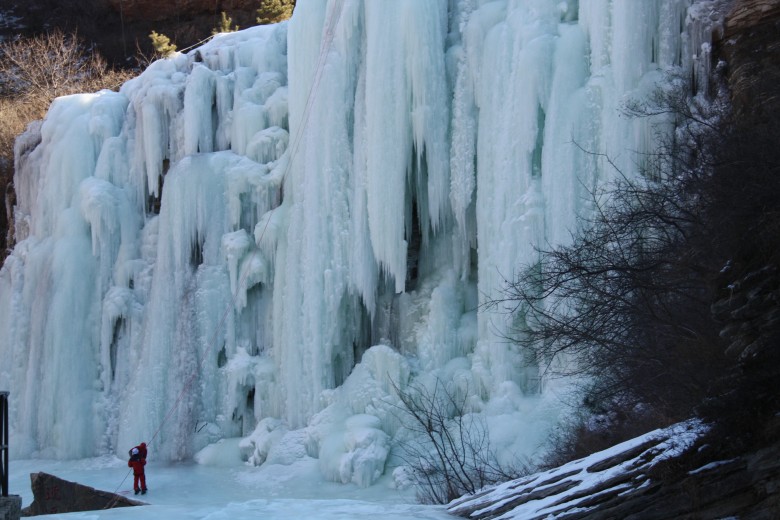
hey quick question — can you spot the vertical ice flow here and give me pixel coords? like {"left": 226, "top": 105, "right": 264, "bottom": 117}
{"left": 0, "top": 0, "right": 720, "bottom": 485}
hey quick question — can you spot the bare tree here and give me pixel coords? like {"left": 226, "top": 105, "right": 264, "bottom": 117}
{"left": 0, "top": 30, "right": 127, "bottom": 99}
{"left": 488, "top": 83, "right": 736, "bottom": 460}
{"left": 0, "top": 30, "right": 133, "bottom": 261}
{"left": 392, "top": 379, "right": 526, "bottom": 504}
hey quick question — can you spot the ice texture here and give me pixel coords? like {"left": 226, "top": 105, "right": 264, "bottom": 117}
{"left": 0, "top": 0, "right": 716, "bottom": 487}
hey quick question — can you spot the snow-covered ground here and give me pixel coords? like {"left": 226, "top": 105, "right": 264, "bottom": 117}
{"left": 8, "top": 447, "right": 451, "bottom": 519}
{"left": 8, "top": 421, "right": 705, "bottom": 519}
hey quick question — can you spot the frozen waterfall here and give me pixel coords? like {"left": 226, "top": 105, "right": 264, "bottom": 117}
{"left": 0, "top": 0, "right": 718, "bottom": 487}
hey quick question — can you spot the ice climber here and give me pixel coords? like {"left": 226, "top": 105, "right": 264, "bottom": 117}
{"left": 129, "top": 442, "right": 147, "bottom": 461}
{"left": 128, "top": 447, "right": 147, "bottom": 495}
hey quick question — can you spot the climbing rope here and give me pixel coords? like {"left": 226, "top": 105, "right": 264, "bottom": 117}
{"left": 177, "top": 34, "right": 217, "bottom": 55}
{"left": 102, "top": 0, "right": 346, "bottom": 508}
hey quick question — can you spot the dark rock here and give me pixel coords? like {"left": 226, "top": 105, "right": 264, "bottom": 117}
{"left": 0, "top": 495, "right": 22, "bottom": 520}
{"left": 719, "top": 0, "right": 780, "bottom": 121}
{"left": 104, "top": 0, "right": 257, "bottom": 23}
{"left": 449, "top": 425, "right": 780, "bottom": 520}
{"left": 20, "top": 472, "right": 145, "bottom": 516}
{"left": 585, "top": 437, "right": 664, "bottom": 473}
{"left": 1, "top": 0, "right": 268, "bottom": 67}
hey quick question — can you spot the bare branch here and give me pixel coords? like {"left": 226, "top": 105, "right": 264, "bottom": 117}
{"left": 389, "top": 378, "right": 528, "bottom": 503}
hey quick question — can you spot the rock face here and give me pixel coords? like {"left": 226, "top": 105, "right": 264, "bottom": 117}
{"left": 725, "top": 0, "right": 780, "bottom": 33}
{"left": 104, "top": 0, "right": 257, "bottom": 22}
{"left": 0, "top": 495, "right": 22, "bottom": 520}
{"left": 448, "top": 421, "right": 780, "bottom": 520}
{"left": 710, "top": 0, "right": 780, "bottom": 442}
{"left": 719, "top": 0, "right": 780, "bottom": 118}
{"left": 21, "top": 472, "right": 144, "bottom": 516}
{"left": 1, "top": 0, "right": 270, "bottom": 65}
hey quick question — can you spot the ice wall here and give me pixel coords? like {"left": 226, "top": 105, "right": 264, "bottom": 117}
{"left": 0, "top": 0, "right": 717, "bottom": 485}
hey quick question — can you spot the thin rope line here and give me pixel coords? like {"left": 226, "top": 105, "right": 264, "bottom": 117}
{"left": 178, "top": 34, "right": 216, "bottom": 55}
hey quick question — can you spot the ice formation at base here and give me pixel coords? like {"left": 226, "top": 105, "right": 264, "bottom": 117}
{"left": 0, "top": 0, "right": 721, "bottom": 487}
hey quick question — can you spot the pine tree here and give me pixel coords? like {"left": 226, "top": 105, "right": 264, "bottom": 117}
{"left": 213, "top": 12, "right": 239, "bottom": 35}
{"left": 256, "top": 0, "right": 295, "bottom": 25}
{"left": 149, "top": 31, "right": 177, "bottom": 58}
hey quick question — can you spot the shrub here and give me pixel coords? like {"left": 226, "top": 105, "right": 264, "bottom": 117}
{"left": 491, "top": 81, "right": 735, "bottom": 461}
{"left": 256, "top": 0, "right": 295, "bottom": 25}
{"left": 0, "top": 30, "right": 133, "bottom": 261}
{"left": 213, "top": 12, "right": 239, "bottom": 35}
{"left": 149, "top": 30, "right": 177, "bottom": 58}
{"left": 393, "top": 379, "right": 526, "bottom": 504}
{"left": 498, "top": 65, "right": 780, "bottom": 467}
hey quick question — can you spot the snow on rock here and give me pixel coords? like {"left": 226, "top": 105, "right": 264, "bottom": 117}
{"left": 303, "top": 345, "right": 408, "bottom": 487}
{"left": 240, "top": 417, "right": 288, "bottom": 466}
{"left": 195, "top": 437, "right": 246, "bottom": 467}
{"left": 448, "top": 420, "right": 706, "bottom": 520}
{"left": 317, "top": 414, "right": 390, "bottom": 488}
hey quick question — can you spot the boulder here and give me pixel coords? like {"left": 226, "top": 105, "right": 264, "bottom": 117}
{"left": 21, "top": 472, "right": 145, "bottom": 516}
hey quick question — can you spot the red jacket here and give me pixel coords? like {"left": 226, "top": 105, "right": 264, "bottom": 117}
{"left": 128, "top": 457, "right": 146, "bottom": 475}
{"left": 131, "top": 443, "right": 148, "bottom": 460}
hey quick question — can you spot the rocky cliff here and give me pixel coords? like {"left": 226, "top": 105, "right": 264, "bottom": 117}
{"left": 449, "top": 420, "right": 780, "bottom": 519}
{"left": 719, "top": 0, "right": 780, "bottom": 118}
{"left": 1, "top": 0, "right": 269, "bottom": 64}
{"left": 104, "top": 0, "right": 257, "bottom": 22}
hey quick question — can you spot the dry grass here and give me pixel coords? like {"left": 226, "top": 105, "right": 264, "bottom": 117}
{"left": 0, "top": 30, "right": 134, "bottom": 261}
